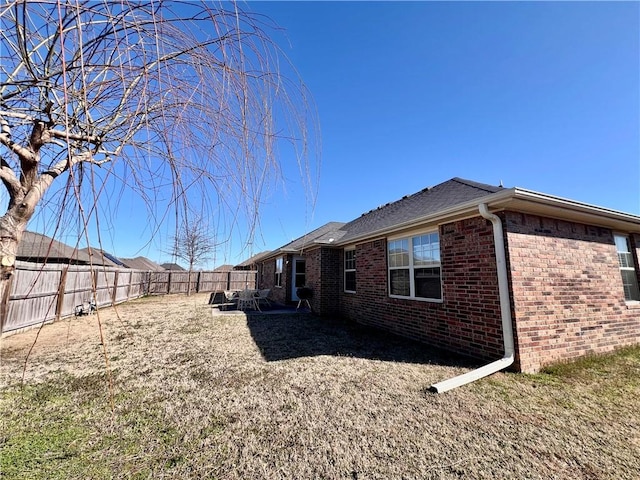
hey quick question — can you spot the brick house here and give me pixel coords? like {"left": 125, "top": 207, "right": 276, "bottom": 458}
{"left": 256, "top": 178, "right": 640, "bottom": 375}
{"left": 18, "top": 231, "right": 119, "bottom": 266}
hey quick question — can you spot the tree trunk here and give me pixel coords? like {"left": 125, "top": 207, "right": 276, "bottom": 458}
{"left": 0, "top": 215, "right": 26, "bottom": 331}
{"left": 0, "top": 263, "right": 14, "bottom": 332}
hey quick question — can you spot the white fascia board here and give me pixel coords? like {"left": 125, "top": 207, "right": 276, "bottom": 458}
{"left": 491, "top": 188, "right": 640, "bottom": 232}
{"left": 334, "top": 187, "right": 640, "bottom": 247}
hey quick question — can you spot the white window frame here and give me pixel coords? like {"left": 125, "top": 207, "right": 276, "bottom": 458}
{"left": 388, "top": 230, "right": 442, "bottom": 302}
{"left": 275, "top": 257, "right": 283, "bottom": 288}
{"left": 614, "top": 233, "right": 640, "bottom": 302}
{"left": 344, "top": 247, "right": 356, "bottom": 293}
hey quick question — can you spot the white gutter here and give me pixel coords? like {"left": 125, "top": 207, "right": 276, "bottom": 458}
{"left": 334, "top": 187, "right": 640, "bottom": 249}
{"left": 429, "top": 203, "right": 515, "bottom": 393}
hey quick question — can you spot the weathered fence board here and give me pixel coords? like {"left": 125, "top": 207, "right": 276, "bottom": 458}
{"left": 229, "top": 271, "right": 257, "bottom": 291}
{"left": 198, "top": 271, "right": 229, "bottom": 292}
{"left": 3, "top": 264, "right": 257, "bottom": 334}
{"left": 4, "top": 263, "right": 62, "bottom": 331}
{"left": 148, "top": 271, "right": 170, "bottom": 295}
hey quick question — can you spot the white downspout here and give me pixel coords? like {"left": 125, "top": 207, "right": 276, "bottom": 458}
{"left": 429, "top": 203, "right": 515, "bottom": 393}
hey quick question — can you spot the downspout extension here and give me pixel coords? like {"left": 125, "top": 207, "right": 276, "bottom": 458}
{"left": 429, "top": 203, "right": 515, "bottom": 393}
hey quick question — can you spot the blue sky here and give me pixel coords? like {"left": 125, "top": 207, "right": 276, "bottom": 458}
{"left": 26, "top": 1, "right": 640, "bottom": 268}
{"left": 226, "top": 1, "right": 639, "bottom": 267}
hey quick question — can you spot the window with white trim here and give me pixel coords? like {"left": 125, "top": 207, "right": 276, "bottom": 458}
{"left": 614, "top": 234, "right": 640, "bottom": 301}
{"left": 388, "top": 232, "right": 441, "bottom": 300}
{"left": 344, "top": 248, "right": 356, "bottom": 292}
{"left": 275, "top": 257, "right": 283, "bottom": 287}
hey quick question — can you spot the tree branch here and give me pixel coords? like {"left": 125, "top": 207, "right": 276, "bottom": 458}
{"left": 20, "top": 150, "right": 107, "bottom": 216}
{"left": 0, "top": 156, "right": 21, "bottom": 201}
{"left": 0, "top": 130, "right": 36, "bottom": 163}
{"left": 48, "top": 129, "right": 101, "bottom": 144}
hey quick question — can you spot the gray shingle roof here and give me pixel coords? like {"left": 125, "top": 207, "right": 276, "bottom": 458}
{"left": 335, "top": 177, "right": 503, "bottom": 244}
{"left": 79, "top": 247, "right": 121, "bottom": 267}
{"left": 213, "top": 264, "right": 235, "bottom": 272}
{"left": 278, "top": 221, "right": 347, "bottom": 253}
{"left": 160, "top": 262, "right": 185, "bottom": 271}
{"left": 18, "top": 231, "right": 92, "bottom": 264}
{"left": 235, "top": 251, "right": 272, "bottom": 268}
{"left": 253, "top": 178, "right": 506, "bottom": 259}
{"left": 120, "top": 256, "right": 164, "bottom": 271}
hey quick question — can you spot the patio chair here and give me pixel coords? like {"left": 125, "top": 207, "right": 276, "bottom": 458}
{"left": 236, "top": 289, "right": 260, "bottom": 312}
{"left": 256, "top": 289, "right": 271, "bottom": 308}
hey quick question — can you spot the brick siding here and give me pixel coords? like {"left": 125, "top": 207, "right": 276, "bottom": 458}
{"left": 303, "top": 247, "right": 341, "bottom": 315}
{"left": 505, "top": 212, "right": 640, "bottom": 372}
{"left": 262, "top": 212, "right": 640, "bottom": 373}
{"left": 258, "top": 254, "right": 292, "bottom": 305}
{"left": 337, "top": 217, "right": 506, "bottom": 363}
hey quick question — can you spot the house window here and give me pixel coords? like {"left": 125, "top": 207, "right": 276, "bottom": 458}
{"left": 275, "top": 257, "right": 283, "bottom": 287}
{"left": 344, "top": 248, "right": 356, "bottom": 292}
{"left": 614, "top": 234, "right": 640, "bottom": 301}
{"left": 388, "top": 232, "right": 441, "bottom": 301}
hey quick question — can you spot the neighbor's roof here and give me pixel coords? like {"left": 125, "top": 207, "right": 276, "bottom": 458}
{"left": 161, "top": 262, "right": 185, "bottom": 271}
{"left": 213, "top": 264, "right": 235, "bottom": 272}
{"left": 120, "top": 256, "right": 164, "bottom": 271}
{"left": 79, "top": 247, "right": 121, "bottom": 267}
{"left": 18, "top": 231, "right": 91, "bottom": 264}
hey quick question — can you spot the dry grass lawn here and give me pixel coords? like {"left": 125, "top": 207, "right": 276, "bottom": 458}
{"left": 1, "top": 293, "right": 639, "bottom": 479}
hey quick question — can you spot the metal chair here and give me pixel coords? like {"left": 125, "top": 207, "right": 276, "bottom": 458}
{"left": 256, "top": 289, "right": 271, "bottom": 308}
{"left": 236, "top": 289, "right": 260, "bottom": 311}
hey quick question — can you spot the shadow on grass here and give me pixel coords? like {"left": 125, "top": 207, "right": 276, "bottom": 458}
{"left": 246, "top": 313, "right": 480, "bottom": 368}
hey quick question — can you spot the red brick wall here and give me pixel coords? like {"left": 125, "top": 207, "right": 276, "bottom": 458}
{"left": 504, "top": 212, "right": 640, "bottom": 372}
{"left": 337, "top": 217, "right": 506, "bottom": 363}
{"left": 304, "top": 248, "right": 321, "bottom": 311}
{"left": 303, "top": 247, "right": 342, "bottom": 315}
{"left": 258, "top": 254, "right": 292, "bottom": 305}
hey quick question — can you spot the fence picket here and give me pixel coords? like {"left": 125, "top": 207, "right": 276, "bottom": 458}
{"left": 3, "top": 263, "right": 256, "bottom": 334}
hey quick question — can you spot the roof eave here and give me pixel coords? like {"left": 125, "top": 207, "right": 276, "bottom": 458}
{"left": 489, "top": 188, "right": 640, "bottom": 232}
{"left": 335, "top": 188, "right": 640, "bottom": 246}
{"left": 335, "top": 189, "right": 515, "bottom": 246}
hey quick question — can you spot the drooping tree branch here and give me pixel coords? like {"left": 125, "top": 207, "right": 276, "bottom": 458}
{"left": 0, "top": 0, "right": 319, "bottom": 310}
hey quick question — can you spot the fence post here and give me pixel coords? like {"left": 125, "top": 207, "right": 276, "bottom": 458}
{"left": 196, "top": 271, "right": 201, "bottom": 293}
{"left": 55, "top": 265, "right": 69, "bottom": 321}
{"left": 127, "top": 270, "right": 133, "bottom": 301}
{"left": 167, "top": 271, "right": 172, "bottom": 294}
{"left": 111, "top": 269, "right": 119, "bottom": 306}
{"left": 0, "top": 269, "right": 15, "bottom": 332}
{"left": 92, "top": 269, "right": 98, "bottom": 304}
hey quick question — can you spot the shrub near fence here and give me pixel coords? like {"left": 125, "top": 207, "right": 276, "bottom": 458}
{"left": 2, "top": 263, "right": 257, "bottom": 334}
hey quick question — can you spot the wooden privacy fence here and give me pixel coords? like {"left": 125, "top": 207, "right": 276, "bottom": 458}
{"left": 3, "top": 262, "right": 257, "bottom": 334}
{"left": 147, "top": 270, "right": 258, "bottom": 295}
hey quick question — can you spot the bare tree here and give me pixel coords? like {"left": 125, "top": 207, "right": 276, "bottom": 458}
{"left": 168, "top": 217, "right": 215, "bottom": 295}
{"left": 0, "top": 1, "right": 318, "bottom": 320}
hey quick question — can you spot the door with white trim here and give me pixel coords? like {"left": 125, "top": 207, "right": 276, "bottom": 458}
{"left": 291, "top": 256, "right": 306, "bottom": 301}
